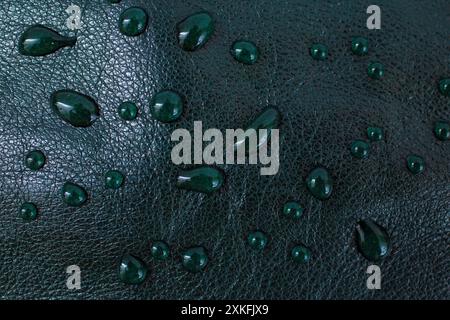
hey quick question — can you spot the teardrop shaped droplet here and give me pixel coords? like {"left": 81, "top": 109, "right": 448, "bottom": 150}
{"left": 350, "top": 140, "right": 370, "bottom": 159}
{"left": 151, "top": 241, "right": 170, "bottom": 260}
{"left": 24, "top": 150, "right": 46, "bottom": 171}
{"left": 150, "top": 90, "right": 183, "bottom": 123}
{"left": 176, "top": 166, "right": 224, "bottom": 194}
{"left": 306, "top": 167, "right": 333, "bottom": 200}
{"left": 355, "top": 219, "right": 390, "bottom": 262}
{"left": 310, "top": 43, "right": 328, "bottom": 60}
{"left": 18, "top": 25, "right": 76, "bottom": 57}
{"left": 20, "top": 202, "right": 38, "bottom": 221}
{"left": 51, "top": 89, "right": 100, "bottom": 127}
{"left": 368, "top": 62, "right": 384, "bottom": 79}
{"left": 434, "top": 121, "right": 449, "bottom": 141}
{"left": 105, "top": 170, "right": 125, "bottom": 189}
{"left": 367, "top": 127, "right": 384, "bottom": 142}
{"left": 291, "top": 245, "right": 311, "bottom": 263}
{"left": 119, "top": 7, "right": 148, "bottom": 36}
{"left": 62, "top": 182, "right": 88, "bottom": 207}
{"left": 282, "top": 201, "right": 303, "bottom": 220}
{"left": 231, "top": 40, "right": 259, "bottom": 65}
{"left": 177, "top": 12, "right": 214, "bottom": 51}
{"left": 247, "top": 230, "right": 268, "bottom": 250}
{"left": 181, "top": 247, "right": 208, "bottom": 273}
{"left": 406, "top": 155, "right": 425, "bottom": 174}
{"left": 351, "top": 36, "right": 369, "bottom": 56}
{"left": 438, "top": 78, "right": 449, "bottom": 97}
{"left": 118, "top": 254, "right": 148, "bottom": 284}
{"left": 118, "top": 101, "right": 138, "bottom": 121}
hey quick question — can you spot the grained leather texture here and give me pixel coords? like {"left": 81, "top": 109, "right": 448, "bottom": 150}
{"left": 0, "top": 0, "right": 448, "bottom": 299}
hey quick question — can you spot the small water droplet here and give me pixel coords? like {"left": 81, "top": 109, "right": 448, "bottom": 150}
{"left": 18, "top": 25, "right": 76, "bottom": 56}
{"left": 434, "top": 121, "right": 449, "bottom": 141}
{"left": 177, "top": 12, "right": 214, "bottom": 51}
{"left": 119, "top": 7, "right": 148, "bottom": 36}
{"left": 406, "top": 155, "right": 425, "bottom": 174}
{"left": 176, "top": 166, "right": 224, "bottom": 194}
{"left": 150, "top": 90, "right": 183, "bottom": 123}
{"left": 291, "top": 245, "right": 311, "bottom": 263}
{"left": 306, "top": 167, "right": 333, "bottom": 200}
{"left": 247, "top": 230, "right": 268, "bottom": 250}
{"left": 151, "top": 241, "right": 170, "bottom": 260}
{"left": 118, "top": 254, "right": 148, "bottom": 284}
{"left": 24, "top": 150, "right": 46, "bottom": 171}
{"left": 438, "top": 78, "right": 449, "bottom": 97}
{"left": 181, "top": 247, "right": 208, "bottom": 273}
{"left": 368, "top": 62, "right": 384, "bottom": 79}
{"left": 51, "top": 89, "right": 100, "bottom": 127}
{"left": 62, "top": 182, "right": 88, "bottom": 207}
{"left": 350, "top": 140, "right": 370, "bottom": 159}
{"left": 118, "top": 101, "right": 138, "bottom": 121}
{"left": 105, "top": 170, "right": 125, "bottom": 189}
{"left": 20, "top": 202, "right": 38, "bottom": 221}
{"left": 351, "top": 36, "right": 369, "bottom": 56}
{"left": 310, "top": 43, "right": 328, "bottom": 60}
{"left": 367, "top": 127, "right": 384, "bottom": 142}
{"left": 282, "top": 201, "right": 303, "bottom": 220}
{"left": 355, "top": 219, "right": 390, "bottom": 262}
{"left": 231, "top": 40, "right": 259, "bottom": 65}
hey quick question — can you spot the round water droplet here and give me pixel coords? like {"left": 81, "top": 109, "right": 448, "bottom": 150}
{"left": 367, "top": 127, "right": 384, "bottom": 142}
{"left": 434, "top": 121, "right": 449, "bottom": 141}
{"left": 151, "top": 241, "right": 170, "bottom": 260}
{"left": 51, "top": 90, "right": 100, "bottom": 127}
{"left": 351, "top": 36, "right": 368, "bottom": 56}
{"left": 306, "top": 167, "right": 333, "bottom": 200}
{"left": 118, "top": 101, "right": 138, "bottom": 121}
{"left": 177, "top": 12, "right": 214, "bottom": 51}
{"left": 18, "top": 25, "right": 76, "bottom": 57}
{"left": 438, "top": 78, "right": 450, "bottom": 97}
{"left": 282, "top": 201, "right": 303, "bottom": 220}
{"left": 105, "top": 170, "right": 125, "bottom": 189}
{"left": 176, "top": 166, "right": 224, "bottom": 194}
{"left": 231, "top": 40, "right": 259, "bottom": 65}
{"left": 118, "top": 254, "right": 148, "bottom": 284}
{"left": 20, "top": 202, "right": 38, "bottom": 221}
{"left": 62, "top": 182, "right": 88, "bottom": 207}
{"left": 150, "top": 90, "right": 183, "bottom": 123}
{"left": 247, "top": 230, "right": 268, "bottom": 250}
{"left": 181, "top": 247, "right": 208, "bottom": 273}
{"left": 291, "top": 245, "right": 311, "bottom": 264}
{"left": 355, "top": 219, "right": 390, "bottom": 262}
{"left": 119, "top": 7, "right": 148, "bottom": 36}
{"left": 406, "top": 155, "right": 425, "bottom": 174}
{"left": 350, "top": 140, "right": 370, "bottom": 159}
{"left": 368, "top": 62, "right": 384, "bottom": 79}
{"left": 310, "top": 43, "right": 328, "bottom": 60}
{"left": 24, "top": 150, "right": 46, "bottom": 171}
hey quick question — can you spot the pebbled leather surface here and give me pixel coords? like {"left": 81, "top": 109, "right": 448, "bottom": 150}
{"left": 0, "top": 0, "right": 449, "bottom": 299}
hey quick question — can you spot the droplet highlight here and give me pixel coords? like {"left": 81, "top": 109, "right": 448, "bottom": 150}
{"left": 350, "top": 140, "right": 370, "bottom": 159}
{"left": 282, "top": 201, "right": 303, "bottom": 220}
{"left": 176, "top": 166, "right": 224, "bottom": 194}
{"left": 351, "top": 37, "right": 369, "bottom": 56}
{"left": 118, "top": 101, "right": 138, "bottom": 121}
{"left": 291, "top": 245, "right": 311, "bottom": 264}
{"left": 231, "top": 40, "right": 259, "bottom": 65}
{"left": 20, "top": 202, "right": 38, "bottom": 221}
{"left": 406, "top": 155, "right": 425, "bottom": 174}
{"left": 151, "top": 241, "right": 170, "bottom": 260}
{"left": 177, "top": 12, "right": 214, "bottom": 51}
{"left": 118, "top": 254, "right": 148, "bottom": 284}
{"left": 119, "top": 7, "right": 148, "bottom": 36}
{"left": 368, "top": 62, "right": 384, "bottom": 79}
{"left": 105, "top": 170, "right": 125, "bottom": 189}
{"left": 62, "top": 182, "right": 88, "bottom": 207}
{"left": 355, "top": 219, "right": 390, "bottom": 262}
{"left": 434, "top": 121, "right": 449, "bottom": 141}
{"left": 51, "top": 89, "right": 100, "bottom": 127}
{"left": 306, "top": 167, "right": 333, "bottom": 200}
{"left": 310, "top": 43, "right": 328, "bottom": 61}
{"left": 18, "top": 25, "right": 76, "bottom": 57}
{"left": 181, "top": 247, "right": 208, "bottom": 273}
{"left": 247, "top": 230, "right": 268, "bottom": 250}
{"left": 25, "top": 150, "right": 46, "bottom": 171}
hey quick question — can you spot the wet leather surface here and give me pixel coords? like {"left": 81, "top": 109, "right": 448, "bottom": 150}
{"left": 0, "top": 0, "right": 448, "bottom": 299}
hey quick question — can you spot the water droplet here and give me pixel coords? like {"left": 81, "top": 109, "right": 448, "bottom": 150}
{"left": 18, "top": 25, "right": 76, "bottom": 57}
{"left": 177, "top": 12, "right": 214, "bottom": 51}
{"left": 434, "top": 121, "right": 449, "bottom": 141}
{"left": 118, "top": 254, "right": 148, "bottom": 284}
{"left": 368, "top": 62, "right": 384, "bottom": 79}
{"left": 181, "top": 247, "right": 208, "bottom": 273}
{"left": 231, "top": 40, "right": 259, "bottom": 65}
{"left": 24, "top": 150, "right": 46, "bottom": 171}
{"left": 350, "top": 140, "right": 370, "bottom": 159}
{"left": 151, "top": 241, "right": 170, "bottom": 260}
{"left": 118, "top": 101, "right": 138, "bottom": 121}
{"left": 20, "top": 202, "right": 38, "bottom": 221}
{"left": 119, "top": 7, "right": 148, "bottom": 36}
{"left": 291, "top": 245, "right": 311, "bottom": 263}
{"left": 306, "top": 167, "right": 333, "bottom": 200}
{"left": 176, "top": 166, "right": 224, "bottom": 194}
{"left": 310, "top": 43, "right": 328, "bottom": 60}
{"left": 105, "top": 170, "right": 125, "bottom": 189}
{"left": 247, "top": 230, "right": 268, "bottom": 250}
{"left": 351, "top": 36, "right": 368, "bottom": 56}
{"left": 355, "top": 219, "right": 390, "bottom": 262}
{"left": 406, "top": 155, "right": 425, "bottom": 174}
{"left": 438, "top": 78, "right": 450, "bottom": 97}
{"left": 62, "top": 182, "right": 88, "bottom": 207}
{"left": 282, "top": 201, "right": 303, "bottom": 220}
{"left": 367, "top": 127, "right": 384, "bottom": 142}
{"left": 150, "top": 90, "right": 183, "bottom": 123}
{"left": 51, "top": 89, "right": 100, "bottom": 127}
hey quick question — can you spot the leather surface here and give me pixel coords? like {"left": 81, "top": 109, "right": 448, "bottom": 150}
{"left": 0, "top": 0, "right": 448, "bottom": 299}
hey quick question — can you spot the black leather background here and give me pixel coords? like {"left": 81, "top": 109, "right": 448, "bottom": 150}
{"left": 0, "top": 0, "right": 448, "bottom": 299}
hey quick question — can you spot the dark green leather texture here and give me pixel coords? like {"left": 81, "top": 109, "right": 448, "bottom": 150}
{"left": 0, "top": 0, "right": 448, "bottom": 299}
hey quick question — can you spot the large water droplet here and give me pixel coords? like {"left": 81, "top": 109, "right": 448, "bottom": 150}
{"left": 51, "top": 90, "right": 100, "bottom": 127}
{"left": 306, "top": 167, "right": 333, "bottom": 200}
{"left": 176, "top": 166, "right": 224, "bottom": 194}
{"left": 351, "top": 36, "right": 369, "bottom": 56}
{"left": 177, "top": 12, "right": 214, "bottom": 51}
{"left": 181, "top": 247, "right": 208, "bottom": 273}
{"left": 24, "top": 150, "right": 46, "bottom": 171}
{"left": 151, "top": 241, "right": 170, "bottom": 260}
{"left": 406, "top": 155, "right": 425, "bottom": 174}
{"left": 434, "top": 121, "right": 449, "bottom": 141}
{"left": 231, "top": 40, "right": 259, "bottom": 65}
{"left": 291, "top": 245, "right": 311, "bottom": 263}
{"left": 20, "top": 202, "right": 38, "bottom": 221}
{"left": 355, "top": 219, "right": 390, "bottom": 262}
{"left": 350, "top": 140, "right": 370, "bottom": 159}
{"left": 105, "top": 170, "right": 125, "bottom": 189}
{"left": 368, "top": 62, "right": 384, "bottom": 79}
{"left": 247, "top": 230, "right": 268, "bottom": 250}
{"left": 118, "top": 254, "right": 148, "bottom": 284}
{"left": 62, "top": 182, "right": 88, "bottom": 207}
{"left": 119, "top": 7, "right": 148, "bottom": 36}
{"left": 282, "top": 201, "right": 303, "bottom": 220}
{"left": 150, "top": 90, "right": 183, "bottom": 123}
{"left": 18, "top": 25, "right": 76, "bottom": 57}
